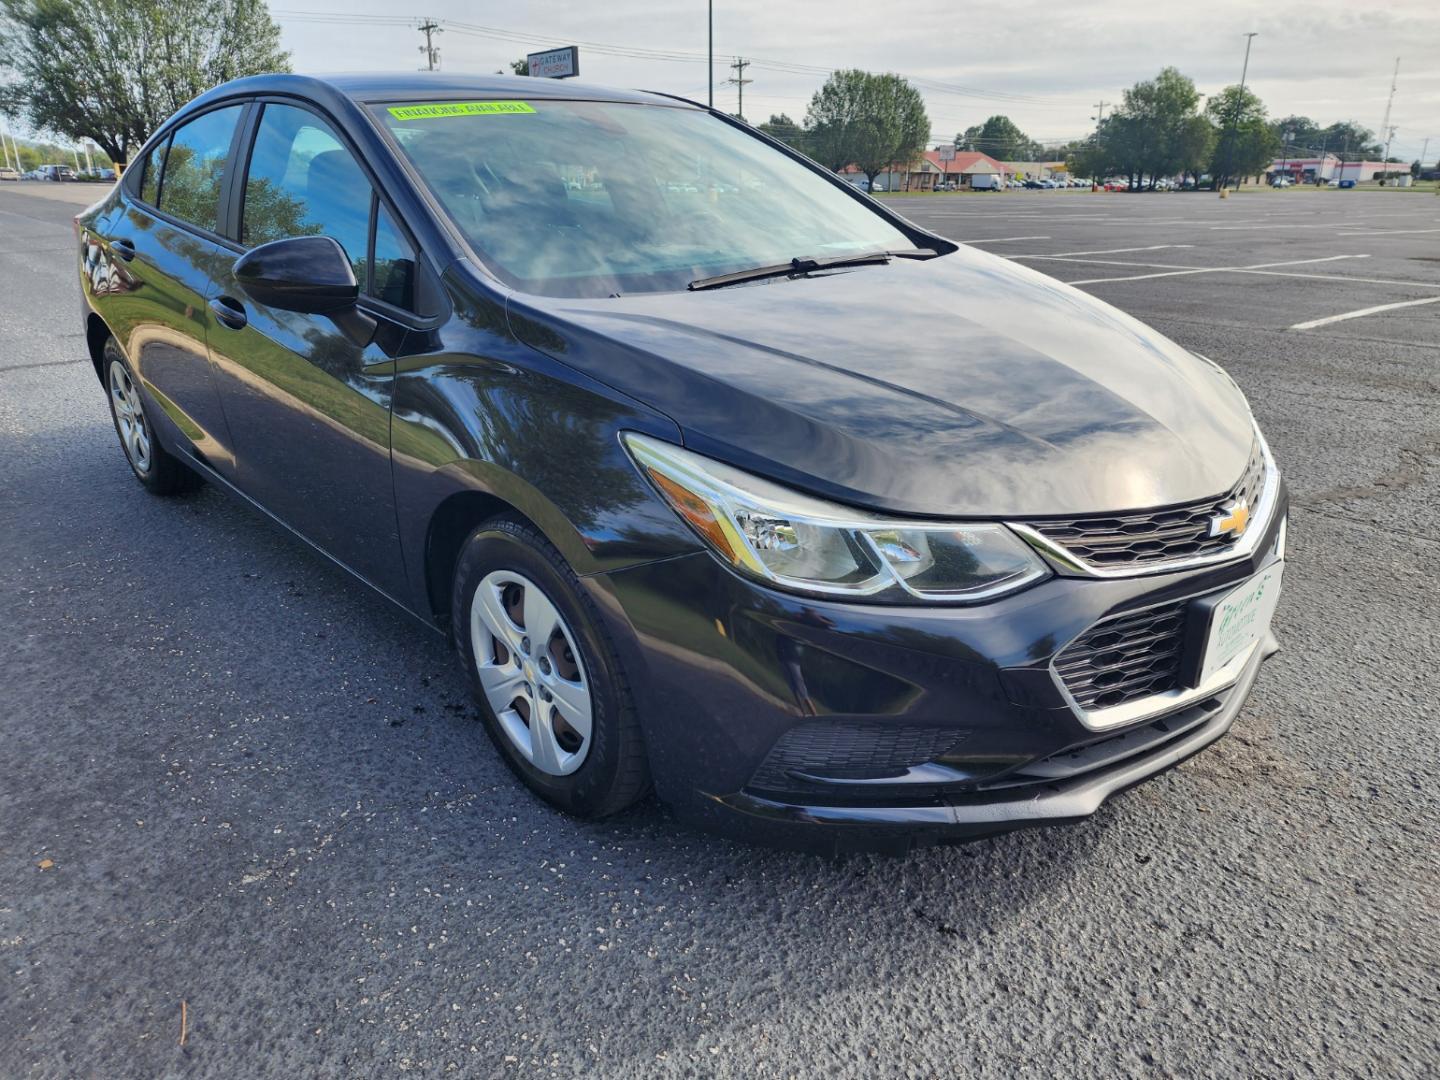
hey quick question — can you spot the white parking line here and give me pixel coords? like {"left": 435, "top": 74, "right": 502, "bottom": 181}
{"left": 960, "top": 235, "right": 1051, "bottom": 244}
{"left": 1235, "top": 268, "right": 1440, "bottom": 289}
{"left": 1067, "top": 254, "right": 1368, "bottom": 286}
{"left": 1335, "top": 228, "right": 1440, "bottom": 237}
{"left": 1290, "top": 295, "right": 1440, "bottom": 331}
{"left": 1014, "top": 244, "right": 1195, "bottom": 259}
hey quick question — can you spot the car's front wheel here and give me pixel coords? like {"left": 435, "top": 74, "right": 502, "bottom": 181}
{"left": 452, "top": 517, "right": 650, "bottom": 818}
{"left": 102, "top": 338, "right": 200, "bottom": 495}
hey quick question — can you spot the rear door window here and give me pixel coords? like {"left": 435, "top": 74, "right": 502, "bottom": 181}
{"left": 139, "top": 140, "right": 167, "bottom": 205}
{"left": 156, "top": 105, "right": 243, "bottom": 234}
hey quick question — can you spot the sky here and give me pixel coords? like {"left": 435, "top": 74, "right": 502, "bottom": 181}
{"left": 6, "top": 2, "right": 1430, "bottom": 160}
{"left": 269, "top": 1, "right": 1440, "bottom": 162}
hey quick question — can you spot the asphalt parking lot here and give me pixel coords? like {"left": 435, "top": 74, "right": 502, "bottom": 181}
{"left": 2, "top": 180, "right": 1437, "bottom": 1078}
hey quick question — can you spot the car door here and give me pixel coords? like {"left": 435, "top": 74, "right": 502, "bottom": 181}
{"left": 93, "top": 104, "right": 245, "bottom": 473}
{"left": 204, "top": 101, "right": 419, "bottom": 599}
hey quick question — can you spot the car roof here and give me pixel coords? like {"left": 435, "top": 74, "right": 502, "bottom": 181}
{"left": 186, "top": 71, "right": 697, "bottom": 112}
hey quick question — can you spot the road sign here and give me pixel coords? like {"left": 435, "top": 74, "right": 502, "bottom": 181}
{"left": 527, "top": 46, "right": 580, "bottom": 79}
{"left": 937, "top": 145, "right": 956, "bottom": 161}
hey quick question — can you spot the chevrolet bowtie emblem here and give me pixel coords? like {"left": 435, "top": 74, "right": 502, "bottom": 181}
{"left": 1210, "top": 499, "right": 1251, "bottom": 539}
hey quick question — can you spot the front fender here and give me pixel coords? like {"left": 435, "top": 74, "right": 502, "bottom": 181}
{"left": 389, "top": 302, "right": 700, "bottom": 621}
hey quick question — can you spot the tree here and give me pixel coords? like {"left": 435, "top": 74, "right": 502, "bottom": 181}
{"left": 805, "top": 69, "right": 929, "bottom": 188}
{"left": 0, "top": 0, "right": 289, "bottom": 165}
{"left": 507, "top": 58, "right": 529, "bottom": 76}
{"left": 1174, "top": 115, "right": 1216, "bottom": 186}
{"left": 1322, "top": 120, "right": 1380, "bottom": 160}
{"left": 1206, "top": 85, "right": 1278, "bottom": 187}
{"left": 757, "top": 112, "right": 802, "bottom": 148}
{"left": 953, "top": 115, "right": 1041, "bottom": 161}
{"left": 1271, "top": 115, "right": 1323, "bottom": 152}
{"left": 1121, "top": 67, "right": 1201, "bottom": 188}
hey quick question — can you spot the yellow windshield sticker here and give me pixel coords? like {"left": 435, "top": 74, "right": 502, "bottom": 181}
{"left": 387, "top": 101, "right": 535, "bottom": 121}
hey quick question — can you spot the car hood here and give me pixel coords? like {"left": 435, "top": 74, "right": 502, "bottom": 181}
{"left": 504, "top": 249, "right": 1255, "bottom": 518}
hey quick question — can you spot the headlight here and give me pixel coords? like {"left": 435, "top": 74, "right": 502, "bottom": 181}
{"left": 623, "top": 433, "right": 1050, "bottom": 603}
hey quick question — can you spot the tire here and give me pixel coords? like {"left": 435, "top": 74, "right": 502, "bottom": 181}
{"left": 102, "top": 337, "right": 201, "bottom": 496}
{"left": 452, "top": 515, "right": 650, "bottom": 818}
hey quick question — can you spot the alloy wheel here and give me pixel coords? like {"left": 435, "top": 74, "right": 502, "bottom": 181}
{"left": 109, "top": 362, "right": 152, "bottom": 473}
{"left": 469, "top": 569, "right": 593, "bottom": 776}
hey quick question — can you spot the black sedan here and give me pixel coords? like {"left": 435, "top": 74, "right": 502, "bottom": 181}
{"left": 76, "top": 73, "right": 1287, "bottom": 853}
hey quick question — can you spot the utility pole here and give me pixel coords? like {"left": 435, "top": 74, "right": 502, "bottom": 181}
{"left": 1421, "top": 137, "right": 1431, "bottom": 173}
{"left": 728, "top": 57, "right": 751, "bottom": 121}
{"left": 1091, "top": 100, "right": 1110, "bottom": 127}
{"left": 417, "top": 19, "right": 443, "bottom": 72}
{"left": 1227, "top": 32, "right": 1258, "bottom": 192}
{"left": 707, "top": 1, "right": 714, "bottom": 109}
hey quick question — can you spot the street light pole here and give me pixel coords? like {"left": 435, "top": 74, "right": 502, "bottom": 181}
{"left": 1228, "top": 32, "right": 1258, "bottom": 192}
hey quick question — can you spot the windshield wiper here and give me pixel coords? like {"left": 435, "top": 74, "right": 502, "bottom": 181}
{"left": 687, "top": 248, "right": 939, "bottom": 292}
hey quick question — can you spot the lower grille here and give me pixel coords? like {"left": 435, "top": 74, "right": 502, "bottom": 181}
{"left": 749, "top": 721, "right": 969, "bottom": 791}
{"left": 1053, "top": 599, "right": 1188, "bottom": 711}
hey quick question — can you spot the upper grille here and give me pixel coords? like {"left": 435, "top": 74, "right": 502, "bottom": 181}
{"left": 1024, "top": 443, "right": 1266, "bottom": 569}
{"left": 1053, "top": 599, "right": 1188, "bottom": 711}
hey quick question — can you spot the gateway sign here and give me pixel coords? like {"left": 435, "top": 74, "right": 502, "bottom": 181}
{"left": 527, "top": 47, "right": 580, "bottom": 79}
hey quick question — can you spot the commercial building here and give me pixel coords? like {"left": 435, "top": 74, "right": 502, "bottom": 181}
{"left": 841, "top": 150, "right": 1008, "bottom": 192}
{"left": 1267, "top": 155, "right": 1399, "bottom": 183}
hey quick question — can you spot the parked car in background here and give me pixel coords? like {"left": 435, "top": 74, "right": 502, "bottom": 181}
{"left": 77, "top": 72, "right": 1287, "bottom": 853}
{"left": 38, "top": 164, "right": 76, "bottom": 181}
{"left": 0, "top": 166, "right": 19, "bottom": 181}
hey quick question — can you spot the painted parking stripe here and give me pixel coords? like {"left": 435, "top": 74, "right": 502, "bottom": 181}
{"left": 1290, "top": 295, "right": 1440, "bottom": 331}
{"left": 960, "top": 235, "right": 1051, "bottom": 244}
{"left": 1335, "top": 227, "right": 1440, "bottom": 237}
{"left": 1014, "top": 244, "right": 1195, "bottom": 259}
{"left": 1067, "top": 254, "right": 1368, "bottom": 286}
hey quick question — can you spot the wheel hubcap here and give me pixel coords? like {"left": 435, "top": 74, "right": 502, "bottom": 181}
{"left": 109, "top": 362, "right": 152, "bottom": 473}
{"left": 470, "top": 569, "right": 593, "bottom": 776}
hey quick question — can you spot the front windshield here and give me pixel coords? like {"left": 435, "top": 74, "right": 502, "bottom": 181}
{"left": 374, "top": 98, "right": 915, "bottom": 297}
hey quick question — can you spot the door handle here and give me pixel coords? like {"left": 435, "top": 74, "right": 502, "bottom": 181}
{"left": 112, "top": 238, "right": 135, "bottom": 261}
{"left": 208, "top": 295, "right": 248, "bottom": 330}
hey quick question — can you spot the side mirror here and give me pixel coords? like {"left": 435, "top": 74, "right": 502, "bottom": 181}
{"left": 233, "top": 235, "right": 358, "bottom": 314}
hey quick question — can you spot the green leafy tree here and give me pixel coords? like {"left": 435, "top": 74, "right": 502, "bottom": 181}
{"left": 1322, "top": 120, "right": 1380, "bottom": 160}
{"left": 507, "top": 58, "right": 529, "bottom": 76}
{"left": 1270, "top": 115, "right": 1323, "bottom": 153}
{"left": 1206, "top": 85, "right": 1278, "bottom": 187}
{"left": 805, "top": 69, "right": 929, "bottom": 188}
{"left": 0, "top": 0, "right": 289, "bottom": 165}
{"left": 757, "top": 112, "right": 802, "bottom": 147}
{"left": 953, "top": 115, "right": 1041, "bottom": 161}
{"left": 1120, "top": 67, "right": 1202, "bottom": 188}
{"left": 1065, "top": 69, "right": 1209, "bottom": 188}
{"left": 1174, "top": 114, "right": 1217, "bottom": 186}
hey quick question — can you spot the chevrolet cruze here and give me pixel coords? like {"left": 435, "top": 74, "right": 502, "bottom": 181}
{"left": 76, "top": 73, "right": 1287, "bottom": 853}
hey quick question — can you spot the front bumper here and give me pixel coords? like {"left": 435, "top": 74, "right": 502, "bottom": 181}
{"left": 586, "top": 486, "right": 1287, "bottom": 854}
